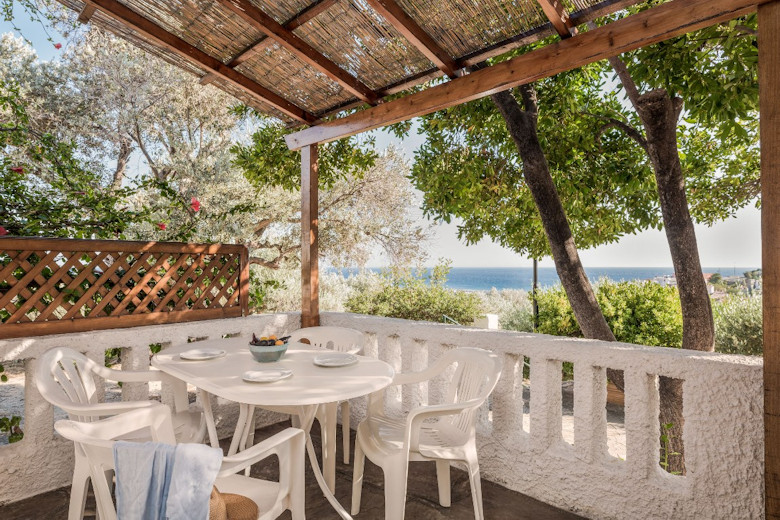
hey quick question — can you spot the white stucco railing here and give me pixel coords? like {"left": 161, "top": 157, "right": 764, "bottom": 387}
{"left": 321, "top": 312, "right": 764, "bottom": 520}
{"left": 0, "top": 311, "right": 765, "bottom": 519}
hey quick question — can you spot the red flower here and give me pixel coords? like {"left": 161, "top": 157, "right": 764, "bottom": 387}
{"left": 157, "top": 222, "right": 167, "bottom": 231}
{"left": 54, "top": 43, "right": 62, "bottom": 50}
{"left": 0, "top": 226, "right": 7, "bottom": 236}
{"left": 10, "top": 166, "right": 23, "bottom": 174}
{"left": 190, "top": 197, "right": 201, "bottom": 212}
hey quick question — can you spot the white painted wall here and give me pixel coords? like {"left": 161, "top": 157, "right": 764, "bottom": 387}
{"left": 0, "top": 311, "right": 765, "bottom": 520}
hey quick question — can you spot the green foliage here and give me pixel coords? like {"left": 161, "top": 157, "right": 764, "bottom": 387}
{"left": 230, "top": 120, "right": 377, "bottom": 191}
{"left": 0, "top": 81, "right": 153, "bottom": 238}
{"left": 0, "top": 363, "right": 22, "bottom": 443}
{"left": 407, "top": 64, "right": 658, "bottom": 259}
{"left": 659, "top": 422, "right": 682, "bottom": 475}
{"left": 479, "top": 289, "right": 533, "bottom": 332}
{"left": 536, "top": 280, "right": 684, "bottom": 348}
{"left": 0, "top": 415, "right": 23, "bottom": 443}
{"left": 248, "top": 271, "right": 283, "bottom": 313}
{"left": 713, "top": 295, "right": 762, "bottom": 356}
{"left": 613, "top": 11, "right": 760, "bottom": 223}
{"left": 345, "top": 262, "right": 482, "bottom": 325}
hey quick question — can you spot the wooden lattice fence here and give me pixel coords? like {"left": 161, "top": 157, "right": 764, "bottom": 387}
{"left": 0, "top": 238, "right": 249, "bottom": 339}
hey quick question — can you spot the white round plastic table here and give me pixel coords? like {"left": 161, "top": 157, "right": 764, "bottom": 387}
{"left": 152, "top": 337, "right": 394, "bottom": 519}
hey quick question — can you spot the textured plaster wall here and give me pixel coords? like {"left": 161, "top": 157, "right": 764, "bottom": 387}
{"left": 0, "top": 311, "right": 764, "bottom": 519}
{"left": 322, "top": 312, "right": 765, "bottom": 520}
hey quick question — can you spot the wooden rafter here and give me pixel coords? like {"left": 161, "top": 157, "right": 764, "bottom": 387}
{"left": 537, "top": 0, "right": 577, "bottom": 38}
{"left": 310, "top": 0, "right": 651, "bottom": 119}
{"left": 286, "top": 0, "right": 759, "bottom": 149}
{"left": 88, "top": 0, "right": 316, "bottom": 123}
{"left": 215, "top": 0, "right": 378, "bottom": 104}
{"left": 365, "top": 0, "right": 459, "bottom": 78}
{"left": 201, "top": 0, "right": 338, "bottom": 86}
{"left": 77, "top": 2, "right": 97, "bottom": 23}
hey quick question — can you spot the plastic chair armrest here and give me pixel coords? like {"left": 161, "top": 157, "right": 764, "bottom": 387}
{"left": 219, "top": 427, "right": 305, "bottom": 477}
{"left": 405, "top": 399, "right": 483, "bottom": 450}
{"left": 60, "top": 399, "right": 159, "bottom": 417}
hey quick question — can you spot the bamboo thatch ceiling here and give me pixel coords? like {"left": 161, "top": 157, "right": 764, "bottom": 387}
{"left": 57, "top": 0, "right": 641, "bottom": 125}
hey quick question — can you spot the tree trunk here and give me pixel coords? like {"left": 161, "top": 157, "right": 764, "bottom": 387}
{"left": 112, "top": 137, "right": 133, "bottom": 189}
{"left": 634, "top": 89, "right": 715, "bottom": 475}
{"left": 491, "top": 88, "right": 617, "bottom": 346}
{"left": 635, "top": 90, "right": 715, "bottom": 353}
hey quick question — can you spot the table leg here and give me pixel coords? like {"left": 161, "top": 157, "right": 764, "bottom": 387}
{"left": 320, "top": 402, "right": 338, "bottom": 492}
{"left": 228, "top": 404, "right": 249, "bottom": 456}
{"left": 198, "top": 389, "right": 220, "bottom": 449}
{"left": 298, "top": 405, "right": 353, "bottom": 520}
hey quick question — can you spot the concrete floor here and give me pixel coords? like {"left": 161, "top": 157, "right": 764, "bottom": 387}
{"left": 0, "top": 421, "right": 583, "bottom": 520}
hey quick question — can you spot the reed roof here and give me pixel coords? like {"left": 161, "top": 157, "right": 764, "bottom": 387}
{"left": 57, "top": 0, "right": 640, "bottom": 125}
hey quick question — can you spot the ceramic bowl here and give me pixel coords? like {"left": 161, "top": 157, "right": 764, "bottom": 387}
{"left": 249, "top": 342, "right": 288, "bottom": 363}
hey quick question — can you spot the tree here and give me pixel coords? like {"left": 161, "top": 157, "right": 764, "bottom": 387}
{"left": 588, "top": 12, "right": 759, "bottom": 472}
{"left": 0, "top": 79, "right": 149, "bottom": 238}
{"left": 404, "top": 62, "right": 659, "bottom": 354}
{"left": 402, "top": 16, "right": 759, "bottom": 473}
{"left": 232, "top": 120, "right": 430, "bottom": 268}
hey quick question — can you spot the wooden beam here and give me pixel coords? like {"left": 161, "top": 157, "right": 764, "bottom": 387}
{"left": 536, "top": 0, "right": 577, "bottom": 38}
{"left": 200, "top": 0, "right": 337, "bottom": 86}
{"left": 301, "top": 144, "right": 320, "bottom": 327}
{"left": 77, "top": 2, "right": 97, "bottom": 23}
{"left": 761, "top": 3, "right": 780, "bottom": 518}
{"left": 365, "top": 0, "right": 459, "bottom": 78}
{"left": 216, "top": 0, "right": 377, "bottom": 104}
{"left": 88, "top": 0, "right": 315, "bottom": 123}
{"left": 286, "top": 0, "right": 760, "bottom": 149}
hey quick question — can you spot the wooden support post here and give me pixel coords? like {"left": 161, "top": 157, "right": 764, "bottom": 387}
{"left": 301, "top": 144, "right": 320, "bottom": 327}
{"left": 761, "top": 2, "right": 780, "bottom": 518}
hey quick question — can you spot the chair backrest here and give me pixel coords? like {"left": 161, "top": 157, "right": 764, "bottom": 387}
{"left": 54, "top": 405, "right": 177, "bottom": 520}
{"left": 36, "top": 347, "right": 109, "bottom": 422}
{"left": 436, "top": 348, "right": 502, "bottom": 433}
{"left": 288, "top": 326, "right": 365, "bottom": 354}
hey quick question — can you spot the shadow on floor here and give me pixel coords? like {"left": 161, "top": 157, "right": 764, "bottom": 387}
{"left": 0, "top": 421, "right": 583, "bottom": 520}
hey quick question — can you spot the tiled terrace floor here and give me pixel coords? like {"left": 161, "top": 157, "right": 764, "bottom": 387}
{"left": 0, "top": 421, "right": 583, "bottom": 520}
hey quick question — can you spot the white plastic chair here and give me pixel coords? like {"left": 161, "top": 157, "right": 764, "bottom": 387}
{"left": 35, "top": 347, "right": 207, "bottom": 520}
{"left": 351, "top": 347, "right": 502, "bottom": 520}
{"left": 288, "top": 326, "right": 364, "bottom": 464}
{"left": 54, "top": 404, "right": 305, "bottom": 520}
{"left": 252, "top": 326, "right": 364, "bottom": 486}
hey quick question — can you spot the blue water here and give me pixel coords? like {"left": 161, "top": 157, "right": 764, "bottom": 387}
{"left": 336, "top": 267, "right": 759, "bottom": 292}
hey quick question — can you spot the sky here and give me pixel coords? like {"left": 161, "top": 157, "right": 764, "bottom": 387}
{"left": 2, "top": 9, "right": 763, "bottom": 269}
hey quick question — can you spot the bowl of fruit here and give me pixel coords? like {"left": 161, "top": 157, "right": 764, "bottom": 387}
{"left": 249, "top": 334, "right": 291, "bottom": 363}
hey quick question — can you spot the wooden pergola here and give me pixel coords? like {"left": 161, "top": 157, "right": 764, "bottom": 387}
{"left": 55, "top": 0, "right": 780, "bottom": 515}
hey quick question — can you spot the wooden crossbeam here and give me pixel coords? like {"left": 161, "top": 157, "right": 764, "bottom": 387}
{"left": 286, "top": 0, "right": 760, "bottom": 149}
{"left": 201, "top": 0, "right": 338, "bottom": 86}
{"left": 77, "top": 2, "right": 97, "bottom": 23}
{"left": 215, "top": 0, "right": 378, "bottom": 104}
{"left": 88, "top": 0, "right": 316, "bottom": 123}
{"left": 536, "top": 0, "right": 577, "bottom": 38}
{"left": 365, "top": 0, "right": 459, "bottom": 78}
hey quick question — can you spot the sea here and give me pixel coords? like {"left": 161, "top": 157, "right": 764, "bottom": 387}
{"left": 335, "top": 267, "right": 759, "bottom": 292}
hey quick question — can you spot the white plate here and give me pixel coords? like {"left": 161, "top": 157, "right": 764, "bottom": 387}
{"left": 242, "top": 369, "right": 293, "bottom": 383}
{"left": 179, "top": 348, "right": 226, "bottom": 361}
{"left": 313, "top": 353, "right": 358, "bottom": 368}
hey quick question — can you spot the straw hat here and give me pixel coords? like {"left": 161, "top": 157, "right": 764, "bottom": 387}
{"left": 209, "top": 486, "right": 259, "bottom": 520}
